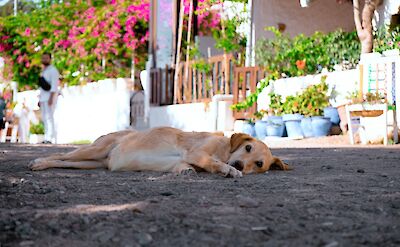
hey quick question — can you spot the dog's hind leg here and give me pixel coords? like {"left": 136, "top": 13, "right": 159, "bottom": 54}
{"left": 33, "top": 130, "right": 134, "bottom": 164}
{"left": 30, "top": 160, "right": 106, "bottom": 171}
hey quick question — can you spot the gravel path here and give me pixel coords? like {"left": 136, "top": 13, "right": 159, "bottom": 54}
{"left": 1, "top": 139, "right": 399, "bottom": 246}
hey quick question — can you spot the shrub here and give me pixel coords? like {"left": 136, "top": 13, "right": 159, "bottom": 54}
{"left": 30, "top": 122, "right": 45, "bottom": 135}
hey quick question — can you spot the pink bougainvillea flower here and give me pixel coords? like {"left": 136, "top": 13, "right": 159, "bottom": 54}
{"left": 3, "top": 91, "right": 12, "bottom": 100}
{"left": 106, "top": 31, "right": 119, "bottom": 40}
{"left": 13, "top": 49, "right": 21, "bottom": 55}
{"left": 17, "top": 55, "right": 24, "bottom": 64}
{"left": 99, "top": 21, "right": 107, "bottom": 29}
{"left": 24, "top": 28, "right": 31, "bottom": 36}
{"left": 43, "top": 39, "right": 50, "bottom": 45}
{"left": 50, "top": 19, "right": 61, "bottom": 26}
{"left": 25, "top": 61, "right": 30, "bottom": 68}
{"left": 54, "top": 30, "right": 62, "bottom": 37}
{"left": 84, "top": 7, "right": 96, "bottom": 19}
{"left": 55, "top": 40, "right": 71, "bottom": 49}
{"left": 127, "top": 5, "right": 136, "bottom": 13}
{"left": 92, "top": 30, "right": 99, "bottom": 37}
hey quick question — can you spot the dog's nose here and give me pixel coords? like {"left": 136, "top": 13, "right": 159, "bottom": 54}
{"left": 231, "top": 160, "right": 244, "bottom": 171}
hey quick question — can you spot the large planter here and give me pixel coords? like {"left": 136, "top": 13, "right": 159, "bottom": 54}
{"left": 266, "top": 116, "right": 285, "bottom": 137}
{"left": 300, "top": 117, "right": 313, "bottom": 138}
{"left": 242, "top": 122, "right": 256, "bottom": 137}
{"left": 254, "top": 120, "right": 268, "bottom": 140}
{"left": 29, "top": 134, "right": 45, "bottom": 144}
{"left": 283, "top": 114, "right": 304, "bottom": 139}
{"left": 311, "top": 116, "right": 332, "bottom": 137}
{"left": 323, "top": 106, "right": 340, "bottom": 125}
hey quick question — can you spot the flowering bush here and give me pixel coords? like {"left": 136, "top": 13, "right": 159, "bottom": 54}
{"left": 0, "top": 0, "right": 150, "bottom": 89}
{"left": 374, "top": 26, "right": 400, "bottom": 53}
{"left": 256, "top": 27, "right": 361, "bottom": 77}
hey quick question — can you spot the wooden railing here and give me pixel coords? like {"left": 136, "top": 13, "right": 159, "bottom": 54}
{"left": 150, "top": 54, "right": 236, "bottom": 105}
{"left": 174, "top": 53, "right": 236, "bottom": 103}
{"left": 150, "top": 54, "right": 265, "bottom": 120}
{"left": 232, "top": 66, "right": 266, "bottom": 120}
{"left": 150, "top": 66, "right": 174, "bottom": 106}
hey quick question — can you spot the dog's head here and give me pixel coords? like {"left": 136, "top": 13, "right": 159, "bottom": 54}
{"left": 228, "top": 133, "right": 291, "bottom": 174}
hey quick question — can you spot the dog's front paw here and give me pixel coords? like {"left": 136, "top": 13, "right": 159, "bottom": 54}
{"left": 29, "top": 159, "right": 48, "bottom": 171}
{"left": 221, "top": 165, "right": 242, "bottom": 178}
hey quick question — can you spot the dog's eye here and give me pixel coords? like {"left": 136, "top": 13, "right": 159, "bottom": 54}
{"left": 245, "top": 145, "right": 252, "bottom": 152}
{"left": 255, "top": 161, "right": 263, "bottom": 168}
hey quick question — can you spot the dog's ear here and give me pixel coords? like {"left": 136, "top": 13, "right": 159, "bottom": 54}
{"left": 230, "top": 133, "right": 253, "bottom": 153}
{"left": 270, "top": 157, "right": 292, "bottom": 171}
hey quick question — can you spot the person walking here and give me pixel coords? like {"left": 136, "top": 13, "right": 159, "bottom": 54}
{"left": 0, "top": 92, "right": 5, "bottom": 138}
{"left": 39, "top": 52, "right": 59, "bottom": 144}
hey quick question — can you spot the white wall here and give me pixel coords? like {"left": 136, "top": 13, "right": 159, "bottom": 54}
{"left": 253, "top": 0, "right": 355, "bottom": 41}
{"left": 149, "top": 98, "right": 235, "bottom": 132}
{"left": 257, "top": 69, "right": 360, "bottom": 111}
{"left": 15, "top": 78, "right": 132, "bottom": 144}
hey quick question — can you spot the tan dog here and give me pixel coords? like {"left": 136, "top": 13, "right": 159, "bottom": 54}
{"left": 29, "top": 127, "right": 291, "bottom": 178}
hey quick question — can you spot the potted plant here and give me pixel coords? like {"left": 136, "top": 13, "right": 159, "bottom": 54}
{"left": 241, "top": 119, "right": 256, "bottom": 137}
{"left": 254, "top": 110, "right": 268, "bottom": 140}
{"left": 323, "top": 106, "right": 340, "bottom": 125}
{"left": 266, "top": 92, "right": 285, "bottom": 137}
{"left": 282, "top": 95, "right": 304, "bottom": 139}
{"left": 299, "top": 76, "right": 332, "bottom": 137}
{"left": 29, "top": 122, "right": 45, "bottom": 144}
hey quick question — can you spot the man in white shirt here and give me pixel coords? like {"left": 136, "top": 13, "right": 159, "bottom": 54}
{"left": 39, "top": 53, "right": 59, "bottom": 144}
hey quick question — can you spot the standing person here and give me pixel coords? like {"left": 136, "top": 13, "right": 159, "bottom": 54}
{"left": 39, "top": 53, "right": 59, "bottom": 144}
{"left": 0, "top": 92, "right": 5, "bottom": 137}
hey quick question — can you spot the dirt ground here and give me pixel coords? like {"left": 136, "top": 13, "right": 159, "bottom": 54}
{"left": 1, "top": 137, "right": 400, "bottom": 247}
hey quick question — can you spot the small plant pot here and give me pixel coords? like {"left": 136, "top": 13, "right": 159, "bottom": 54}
{"left": 323, "top": 106, "right": 340, "bottom": 125}
{"left": 242, "top": 122, "right": 256, "bottom": 137}
{"left": 266, "top": 116, "right": 285, "bottom": 137}
{"left": 283, "top": 114, "right": 304, "bottom": 139}
{"left": 29, "top": 134, "right": 45, "bottom": 144}
{"left": 300, "top": 117, "right": 313, "bottom": 138}
{"left": 311, "top": 116, "right": 332, "bottom": 137}
{"left": 254, "top": 120, "right": 268, "bottom": 140}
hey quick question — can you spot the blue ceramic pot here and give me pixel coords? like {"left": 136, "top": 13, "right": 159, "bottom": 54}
{"left": 300, "top": 117, "right": 313, "bottom": 138}
{"left": 266, "top": 116, "right": 285, "bottom": 137}
{"left": 311, "top": 116, "right": 332, "bottom": 137}
{"left": 282, "top": 113, "right": 303, "bottom": 122}
{"left": 283, "top": 114, "right": 304, "bottom": 138}
{"left": 242, "top": 122, "right": 256, "bottom": 137}
{"left": 323, "top": 106, "right": 340, "bottom": 125}
{"left": 254, "top": 120, "right": 268, "bottom": 140}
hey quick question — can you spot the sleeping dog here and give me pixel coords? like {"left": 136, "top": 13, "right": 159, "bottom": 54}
{"left": 29, "top": 127, "right": 291, "bottom": 177}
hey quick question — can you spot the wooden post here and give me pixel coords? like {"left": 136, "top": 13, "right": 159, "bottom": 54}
{"left": 219, "top": 1, "right": 230, "bottom": 95}
{"left": 131, "top": 52, "right": 135, "bottom": 84}
{"left": 359, "top": 64, "right": 364, "bottom": 100}
{"left": 184, "top": 0, "right": 194, "bottom": 103}
{"left": 173, "top": 0, "right": 185, "bottom": 104}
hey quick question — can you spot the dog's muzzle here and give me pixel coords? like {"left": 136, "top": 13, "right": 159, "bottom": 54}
{"left": 230, "top": 160, "right": 244, "bottom": 171}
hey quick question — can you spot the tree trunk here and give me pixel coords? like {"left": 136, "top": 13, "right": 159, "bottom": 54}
{"left": 352, "top": 0, "right": 382, "bottom": 54}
